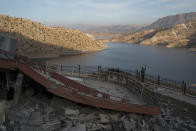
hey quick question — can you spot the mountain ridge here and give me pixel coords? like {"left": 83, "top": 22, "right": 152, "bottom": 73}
{"left": 142, "top": 12, "right": 196, "bottom": 30}
{"left": 141, "top": 20, "right": 196, "bottom": 48}
{"left": 110, "top": 20, "right": 196, "bottom": 49}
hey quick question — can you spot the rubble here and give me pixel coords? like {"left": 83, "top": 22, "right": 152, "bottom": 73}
{"left": 65, "top": 108, "right": 80, "bottom": 116}
{"left": 123, "top": 119, "right": 135, "bottom": 130}
{"left": 0, "top": 100, "right": 6, "bottom": 125}
{"left": 99, "top": 114, "right": 111, "bottom": 123}
{"left": 28, "top": 111, "right": 43, "bottom": 125}
{"left": 1, "top": 87, "right": 195, "bottom": 131}
{"left": 78, "top": 113, "right": 97, "bottom": 122}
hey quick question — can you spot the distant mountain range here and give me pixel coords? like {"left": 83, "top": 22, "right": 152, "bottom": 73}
{"left": 65, "top": 24, "right": 148, "bottom": 40}
{"left": 65, "top": 24, "right": 148, "bottom": 35}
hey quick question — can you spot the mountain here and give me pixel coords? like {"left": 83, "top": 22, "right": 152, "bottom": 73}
{"left": 110, "top": 20, "right": 196, "bottom": 49}
{"left": 0, "top": 15, "right": 105, "bottom": 58}
{"left": 110, "top": 12, "right": 196, "bottom": 49}
{"left": 110, "top": 28, "right": 165, "bottom": 43}
{"left": 140, "top": 20, "right": 196, "bottom": 48}
{"left": 142, "top": 12, "right": 196, "bottom": 30}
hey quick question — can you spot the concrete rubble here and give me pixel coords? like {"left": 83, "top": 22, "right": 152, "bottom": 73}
{"left": 0, "top": 100, "right": 6, "bottom": 125}
{"left": 0, "top": 88, "right": 196, "bottom": 131}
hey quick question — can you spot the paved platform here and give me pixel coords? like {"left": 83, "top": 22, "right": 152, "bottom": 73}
{"left": 67, "top": 76, "right": 146, "bottom": 105}
{"left": 67, "top": 76, "right": 196, "bottom": 106}
{"left": 145, "top": 82, "right": 196, "bottom": 106}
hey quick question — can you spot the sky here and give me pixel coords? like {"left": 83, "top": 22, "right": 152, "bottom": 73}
{"left": 0, "top": 0, "right": 196, "bottom": 25}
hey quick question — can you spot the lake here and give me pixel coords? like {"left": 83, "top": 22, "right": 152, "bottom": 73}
{"left": 47, "top": 42, "right": 196, "bottom": 84}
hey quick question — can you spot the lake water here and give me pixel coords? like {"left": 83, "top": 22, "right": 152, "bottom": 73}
{"left": 48, "top": 42, "right": 196, "bottom": 84}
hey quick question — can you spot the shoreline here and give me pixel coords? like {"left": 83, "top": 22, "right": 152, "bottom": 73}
{"left": 106, "top": 40, "right": 196, "bottom": 51}
{"left": 27, "top": 48, "right": 106, "bottom": 60}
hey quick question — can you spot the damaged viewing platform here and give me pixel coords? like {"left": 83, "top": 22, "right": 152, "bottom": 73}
{"left": 1, "top": 35, "right": 196, "bottom": 130}
{"left": 0, "top": 35, "right": 160, "bottom": 115}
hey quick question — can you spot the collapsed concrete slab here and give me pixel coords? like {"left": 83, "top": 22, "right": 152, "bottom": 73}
{"left": 14, "top": 73, "right": 23, "bottom": 104}
{"left": 0, "top": 100, "right": 6, "bottom": 125}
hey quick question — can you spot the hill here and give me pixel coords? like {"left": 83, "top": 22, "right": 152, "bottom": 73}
{"left": 142, "top": 12, "right": 196, "bottom": 30}
{"left": 110, "top": 28, "right": 165, "bottom": 43}
{"left": 0, "top": 15, "right": 106, "bottom": 58}
{"left": 141, "top": 20, "right": 196, "bottom": 48}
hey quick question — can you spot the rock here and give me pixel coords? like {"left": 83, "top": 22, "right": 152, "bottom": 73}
{"left": 14, "top": 73, "right": 24, "bottom": 104}
{"left": 123, "top": 119, "right": 136, "bottom": 131}
{"left": 20, "top": 125, "right": 44, "bottom": 131}
{"left": 67, "top": 123, "right": 86, "bottom": 131}
{"left": 128, "top": 113, "right": 140, "bottom": 120}
{"left": 79, "top": 113, "right": 97, "bottom": 122}
{"left": 24, "top": 88, "right": 34, "bottom": 96}
{"left": 41, "top": 120, "right": 61, "bottom": 130}
{"left": 120, "top": 115, "right": 126, "bottom": 121}
{"left": 141, "top": 120, "right": 149, "bottom": 130}
{"left": 110, "top": 114, "right": 120, "bottom": 121}
{"left": 50, "top": 97, "right": 68, "bottom": 110}
{"left": 90, "top": 123, "right": 102, "bottom": 130}
{"left": 176, "top": 117, "right": 184, "bottom": 124}
{"left": 153, "top": 124, "right": 161, "bottom": 131}
{"left": 65, "top": 108, "right": 80, "bottom": 116}
{"left": 111, "top": 121, "right": 125, "bottom": 131}
{"left": 183, "top": 108, "right": 188, "bottom": 113}
{"left": 99, "top": 114, "right": 110, "bottom": 123}
{"left": 28, "top": 111, "right": 43, "bottom": 125}
{"left": 45, "top": 106, "right": 54, "bottom": 114}
{"left": 0, "top": 126, "right": 7, "bottom": 131}
{"left": 0, "top": 100, "right": 6, "bottom": 125}
{"left": 100, "top": 124, "right": 111, "bottom": 129}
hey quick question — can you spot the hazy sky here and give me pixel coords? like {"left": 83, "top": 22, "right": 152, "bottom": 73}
{"left": 0, "top": 0, "right": 196, "bottom": 25}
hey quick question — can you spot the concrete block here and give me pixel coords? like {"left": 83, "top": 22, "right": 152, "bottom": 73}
{"left": 99, "top": 114, "right": 110, "bottom": 123}
{"left": 65, "top": 108, "right": 80, "bottom": 116}
{"left": 28, "top": 111, "right": 43, "bottom": 125}
{"left": 0, "top": 100, "right": 6, "bottom": 125}
{"left": 123, "top": 119, "right": 136, "bottom": 131}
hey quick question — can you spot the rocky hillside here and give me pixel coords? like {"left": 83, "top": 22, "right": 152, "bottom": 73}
{"left": 141, "top": 20, "right": 196, "bottom": 48}
{"left": 0, "top": 15, "right": 106, "bottom": 57}
{"left": 111, "top": 20, "right": 196, "bottom": 49}
{"left": 110, "top": 28, "right": 165, "bottom": 43}
{"left": 142, "top": 12, "right": 196, "bottom": 30}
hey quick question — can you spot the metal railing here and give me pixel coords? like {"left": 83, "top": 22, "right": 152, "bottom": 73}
{"left": 1, "top": 48, "right": 195, "bottom": 103}
{"left": 45, "top": 63, "right": 196, "bottom": 97}
{"left": 37, "top": 63, "right": 162, "bottom": 104}
{"left": 0, "top": 48, "right": 158, "bottom": 106}
{"left": 31, "top": 63, "right": 133, "bottom": 105}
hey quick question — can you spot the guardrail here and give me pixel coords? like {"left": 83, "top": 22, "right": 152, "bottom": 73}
{"left": 31, "top": 63, "right": 133, "bottom": 105}
{"left": 45, "top": 63, "right": 196, "bottom": 97}
{"left": 35, "top": 63, "right": 159, "bottom": 104}
{"left": 0, "top": 49, "right": 195, "bottom": 103}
